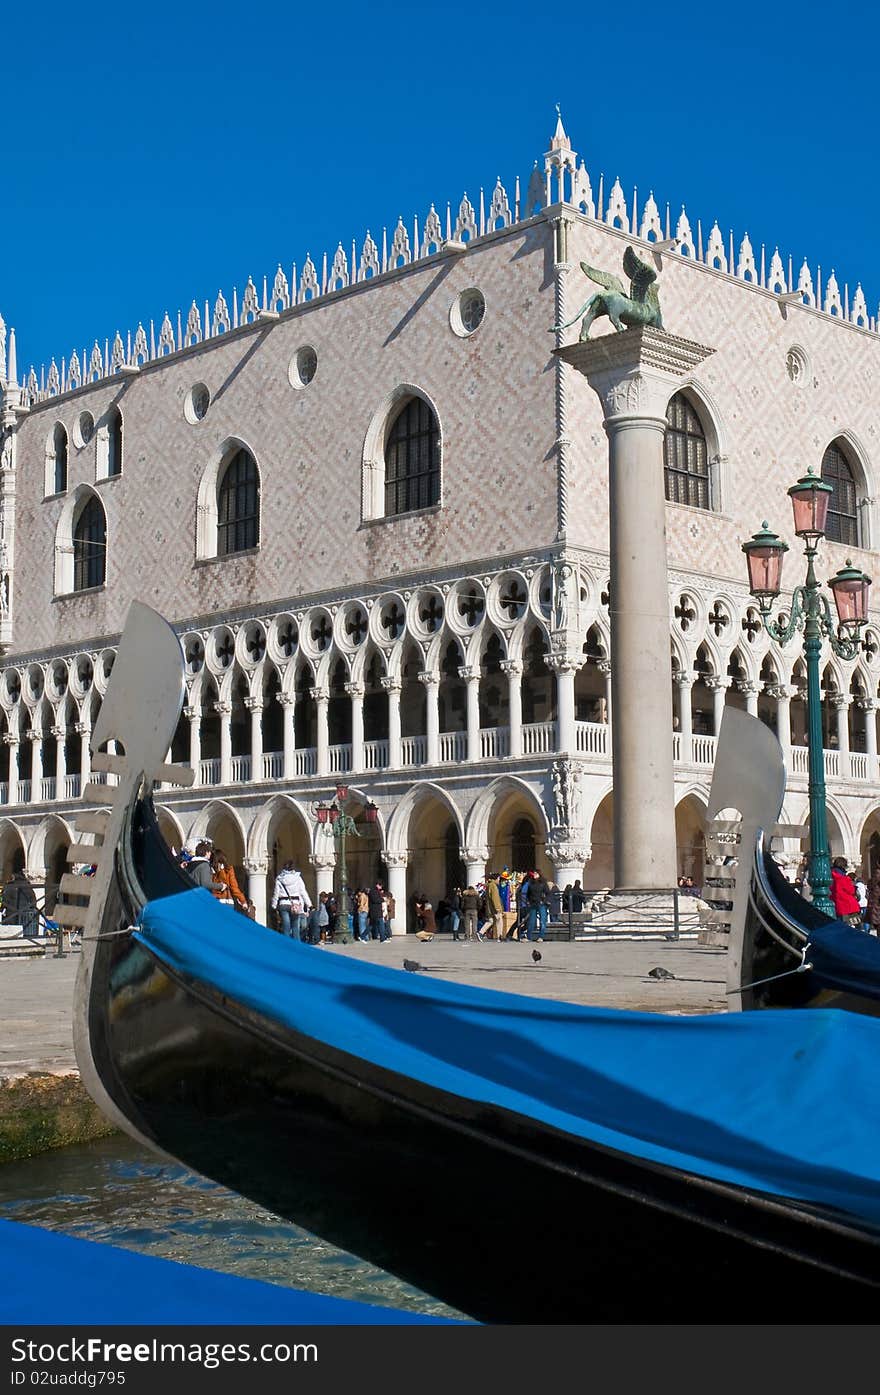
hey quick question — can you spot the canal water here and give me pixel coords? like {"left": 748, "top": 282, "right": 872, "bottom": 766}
{"left": 0, "top": 1134, "right": 460, "bottom": 1319}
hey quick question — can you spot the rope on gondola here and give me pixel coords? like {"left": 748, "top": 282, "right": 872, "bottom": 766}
{"left": 729, "top": 944, "right": 813, "bottom": 994}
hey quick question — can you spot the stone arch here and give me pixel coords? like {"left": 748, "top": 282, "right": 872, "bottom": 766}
{"left": 361, "top": 383, "right": 443, "bottom": 523}
{"left": 586, "top": 786, "right": 614, "bottom": 889}
{"left": 385, "top": 780, "right": 464, "bottom": 857}
{"left": 28, "top": 813, "right": 73, "bottom": 914}
{"left": 400, "top": 785, "right": 466, "bottom": 913}
{"left": 196, "top": 436, "right": 262, "bottom": 561}
{"left": 464, "top": 774, "right": 551, "bottom": 854}
{"left": 823, "top": 429, "right": 874, "bottom": 550}
{"left": 675, "top": 790, "right": 708, "bottom": 883}
{"left": 0, "top": 818, "right": 26, "bottom": 881}
{"left": 187, "top": 799, "right": 247, "bottom": 869}
{"left": 155, "top": 805, "right": 185, "bottom": 851}
{"left": 859, "top": 805, "right": 880, "bottom": 878}
{"left": 53, "top": 484, "right": 107, "bottom": 595}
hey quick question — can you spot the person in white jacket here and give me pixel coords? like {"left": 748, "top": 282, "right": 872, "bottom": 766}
{"left": 271, "top": 861, "right": 312, "bottom": 941}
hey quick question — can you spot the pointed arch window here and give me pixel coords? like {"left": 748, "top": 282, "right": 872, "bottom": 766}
{"left": 821, "top": 442, "right": 859, "bottom": 547}
{"left": 385, "top": 397, "right": 440, "bottom": 516}
{"left": 664, "top": 393, "right": 709, "bottom": 510}
{"left": 107, "top": 407, "right": 123, "bottom": 477}
{"left": 53, "top": 424, "right": 68, "bottom": 495}
{"left": 73, "top": 496, "right": 106, "bottom": 591}
{"left": 217, "top": 448, "right": 260, "bottom": 556}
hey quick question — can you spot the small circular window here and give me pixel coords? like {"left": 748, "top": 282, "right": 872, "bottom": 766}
{"left": 290, "top": 346, "right": 318, "bottom": 389}
{"left": 185, "top": 383, "right": 211, "bottom": 423}
{"left": 74, "top": 411, "right": 95, "bottom": 448}
{"left": 450, "top": 288, "right": 486, "bottom": 338}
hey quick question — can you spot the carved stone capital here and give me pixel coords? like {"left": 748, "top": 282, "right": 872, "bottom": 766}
{"left": 596, "top": 660, "right": 612, "bottom": 678}
{"left": 2, "top": 732, "right": 18, "bottom": 747}
{"left": 344, "top": 682, "right": 365, "bottom": 699}
{"left": 310, "top": 687, "right": 329, "bottom": 703}
{"left": 546, "top": 839, "right": 590, "bottom": 866}
{"left": 73, "top": 722, "right": 90, "bottom": 737}
{"left": 382, "top": 851, "right": 409, "bottom": 869}
{"left": 243, "top": 697, "right": 263, "bottom": 713}
{"left": 183, "top": 705, "right": 199, "bottom": 721}
{"left": 276, "top": 693, "right": 296, "bottom": 708}
{"left": 457, "top": 666, "right": 477, "bottom": 682}
{"left": 735, "top": 681, "right": 759, "bottom": 697}
{"left": 704, "top": 676, "right": 730, "bottom": 693}
{"left": 214, "top": 701, "right": 232, "bottom": 716}
{"left": 309, "top": 853, "right": 336, "bottom": 870}
{"left": 50, "top": 725, "right": 66, "bottom": 740}
{"left": 379, "top": 677, "right": 401, "bottom": 694}
{"left": 829, "top": 693, "right": 851, "bottom": 710}
{"left": 417, "top": 671, "right": 440, "bottom": 687}
{"left": 243, "top": 857, "right": 269, "bottom": 876}
{"left": 546, "top": 653, "right": 579, "bottom": 675}
{"left": 857, "top": 697, "right": 877, "bottom": 713}
{"left": 764, "top": 684, "right": 792, "bottom": 702}
{"left": 27, "top": 728, "right": 43, "bottom": 742}
{"left": 554, "top": 327, "right": 715, "bottom": 425}
{"left": 674, "top": 671, "right": 693, "bottom": 688}
{"left": 499, "top": 659, "right": 523, "bottom": 678}
{"left": 462, "top": 845, "right": 489, "bottom": 865}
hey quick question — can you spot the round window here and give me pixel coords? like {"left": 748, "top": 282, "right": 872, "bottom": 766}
{"left": 450, "top": 288, "right": 486, "bottom": 338}
{"left": 289, "top": 346, "right": 318, "bottom": 389}
{"left": 74, "top": 411, "right": 95, "bottom": 448}
{"left": 184, "top": 383, "right": 211, "bottom": 423}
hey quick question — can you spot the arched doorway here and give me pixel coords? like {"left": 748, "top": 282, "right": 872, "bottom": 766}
{"left": 0, "top": 821, "right": 25, "bottom": 883}
{"left": 488, "top": 788, "right": 550, "bottom": 880}
{"left": 405, "top": 792, "right": 463, "bottom": 917}
{"left": 675, "top": 794, "right": 707, "bottom": 886}
{"left": 587, "top": 791, "right": 614, "bottom": 890}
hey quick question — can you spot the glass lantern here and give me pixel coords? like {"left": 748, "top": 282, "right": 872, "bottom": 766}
{"left": 787, "top": 466, "right": 832, "bottom": 540}
{"left": 742, "top": 522, "right": 789, "bottom": 604}
{"left": 828, "top": 560, "right": 872, "bottom": 628}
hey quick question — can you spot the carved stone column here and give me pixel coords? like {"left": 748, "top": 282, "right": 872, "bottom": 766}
{"left": 29, "top": 728, "right": 44, "bottom": 799}
{"left": 215, "top": 701, "right": 232, "bottom": 786}
{"left": 184, "top": 705, "right": 201, "bottom": 786}
{"left": 382, "top": 850, "right": 409, "bottom": 936}
{"left": 597, "top": 659, "right": 612, "bottom": 727}
{"left": 75, "top": 721, "right": 91, "bottom": 786}
{"left": 458, "top": 666, "right": 480, "bottom": 763}
{"left": 548, "top": 654, "right": 577, "bottom": 753}
{"left": 547, "top": 836, "right": 590, "bottom": 890}
{"left": 278, "top": 693, "right": 296, "bottom": 779}
{"left": 3, "top": 733, "right": 18, "bottom": 804}
{"left": 861, "top": 698, "right": 877, "bottom": 760}
{"left": 831, "top": 693, "right": 851, "bottom": 778}
{"left": 243, "top": 856, "right": 268, "bottom": 924}
{"left": 52, "top": 724, "right": 67, "bottom": 793}
{"left": 500, "top": 659, "right": 523, "bottom": 757}
{"left": 418, "top": 672, "right": 440, "bottom": 765}
{"left": 345, "top": 682, "right": 365, "bottom": 773}
{"left": 556, "top": 326, "right": 714, "bottom": 889}
{"left": 767, "top": 684, "right": 792, "bottom": 763}
{"left": 311, "top": 687, "right": 329, "bottom": 777}
{"left": 674, "top": 673, "right": 693, "bottom": 763}
{"left": 380, "top": 677, "right": 402, "bottom": 770}
{"left": 310, "top": 851, "right": 335, "bottom": 898}
{"left": 705, "top": 676, "right": 730, "bottom": 737}
{"left": 738, "top": 680, "right": 759, "bottom": 719}
{"left": 245, "top": 697, "right": 263, "bottom": 781}
{"left": 462, "top": 844, "right": 488, "bottom": 889}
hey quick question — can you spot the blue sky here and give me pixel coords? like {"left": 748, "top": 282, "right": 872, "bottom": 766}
{"left": 2, "top": 0, "right": 875, "bottom": 374}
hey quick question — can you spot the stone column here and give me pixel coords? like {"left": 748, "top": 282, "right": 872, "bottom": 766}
{"left": 500, "top": 659, "right": 523, "bottom": 757}
{"left": 3, "top": 734, "right": 18, "bottom": 805}
{"left": 76, "top": 721, "right": 91, "bottom": 786}
{"left": 184, "top": 705, "right": 201, "bottom": 785}
{"left": 418, "top": 672, "right": 440, "bottom": 765}
{"left": 381, "top": 677, "right": 402, "bottom": 770}
{"left": 215, "top": 701, "right": 232, "bottom": 786}
{"left": 597, "top": 659, "right": 613, "bottom": 727}
{"left": 675, "top": 673, "right": 693, "bottom": 763}
{"left": 345, "top": 682, "right": 365, "bottom": 772}
{"left": 705, "top": 676, "right": 730, "bottom": 736}
{"left": 556, "top": 326, "right": 714, "bottom": 888}
{"left": 548, "top": 837, "right": 590, "bottom": 892}
{"left": 458, "top": 666, "right": 480, "bottom": 763}
{"left": 739, "top": 681, "right": 759, "bottom": 718}
{"left": 312, "top": 687, "right": 329, "bottom": 777}
{"left": 831, "top": 693, "right": 851, "bottom": 778}
{"left": 768, "top": 685, "right": 792, "bottom": 764}
{"left": 30, "top": 728, "right": 44, "bottom": 800}
{"left": 383, "top": 851, "right": 409, "bottom": 936}
{"left": 243, "top": 856, "right": 268, "bottom": 924}
{"left": 463, "top": 844, "right": 488, "bottom": 889}
{"left": 245, "top": 697, "right": 263, "bottom": 782}
{"left": 53, "top": 724, "right": 67, "bottom": 794}
{"left": 863, "top": 699, "right": 877, "bottom": 760}
{"left": 278, "top": 693, "right": 296, "bottom": 778}
{"left": 549, "top": 655, "right": 577, "bottom": 753}
{"left": 310, "top": 852, "right": 335, "bottom": 899}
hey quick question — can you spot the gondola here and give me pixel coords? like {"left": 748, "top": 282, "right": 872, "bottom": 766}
{"left": 707, "top": 707, "right": 880, "bottom": 1016}
{"left": 66, "top": 603, "right": 880, "bottom": 1323}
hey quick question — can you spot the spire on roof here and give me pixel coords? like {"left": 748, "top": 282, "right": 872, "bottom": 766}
{"left": 544, "top": 106, "right": 577, "bottom": 204}
{"left": 549, "top": 103, "right": 571, "bottom": 152}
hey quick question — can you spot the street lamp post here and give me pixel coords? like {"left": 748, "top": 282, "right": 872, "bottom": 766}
{"left": 743, "top": 466, "right": 872, "bottom": 916}
{"left": 313, "top": 784, "right": 378, "bottom": 933}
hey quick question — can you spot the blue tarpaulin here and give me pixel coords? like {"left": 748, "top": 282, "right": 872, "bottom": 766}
{"left": 808, "top": 921, "right": 880, "bottom": 1001}
{"left": 136, "top": 890, "right": 880, "bottom": 1229}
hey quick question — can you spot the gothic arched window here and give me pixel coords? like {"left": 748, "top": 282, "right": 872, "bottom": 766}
{"left": 664, "top": 393, "right": 709, "bottom": 510}
{"left": 217, "top": 448, "right": 260, "bottom": 556}
{"left": 511, "top": 818, "right": 537, "bottom": 873}
{"left": 384, "top": 397, "right": 440, "bottom": 517}
{"left": 821, "top": 441, "right": 859, "bottom": 547}
{"left": 53, "top": 424, "right": 68, "bottom": 495}
{"left": 73, "top": 496, "right": 106, "bottom": 591}
{"left": 107, "top": 406, "right": 123, "bottom": 477}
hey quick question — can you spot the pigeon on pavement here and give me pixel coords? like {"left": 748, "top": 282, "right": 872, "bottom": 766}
{"left": 403, "top": 959, "right": 421, "bottom": 973}
{"left": 648, "top": 966, "right": 675, "bottom": 980}
{"left": 531, "top": 948, "right": 542, "bottom": 963}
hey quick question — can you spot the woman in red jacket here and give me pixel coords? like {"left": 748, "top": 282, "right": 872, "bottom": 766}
{"left": 830, "top": 857, "right": 862, "bottom": 927}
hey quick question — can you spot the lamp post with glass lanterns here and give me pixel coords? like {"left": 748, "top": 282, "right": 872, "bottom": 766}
{"left": 313, "top": 783, "right": 379, "bottom": 933}
{"left": 743, "top": 466, "right": 872, "bottom": 917}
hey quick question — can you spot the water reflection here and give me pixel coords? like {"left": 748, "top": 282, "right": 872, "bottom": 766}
{"left": 0, "top": 1134, "right": 459, "bottom": 1318}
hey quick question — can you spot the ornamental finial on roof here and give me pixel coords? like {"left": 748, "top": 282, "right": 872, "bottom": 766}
{"left": 550, "top": 104, "right": 571, "bottom": 152}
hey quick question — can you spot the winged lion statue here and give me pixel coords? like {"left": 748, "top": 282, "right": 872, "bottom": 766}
{"left": 552, "top": 246, "right": 663, "bottom": 340}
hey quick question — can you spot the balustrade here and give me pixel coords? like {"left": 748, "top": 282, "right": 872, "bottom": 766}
{"left": 262, "top": 751, "right": 283, "bottom": 781}
{"left": 400, "top": 735, "right": 427, "bottom": 767}
{"left": 363, "top": 739, "right": 390, "bottom": 771}
{"left": 575, "top": 720, "right": 609, "bottom": 756}
{"left": 199, "top": 757, "right": 221, "bottom": 786}
{"left": 521, "top": 721, "right": 556, "bottom": 756}
{"left": 230, "top": 754, "right": 251, "bottom": 783}
{"left": 438, "top": 731, "right": 467, "bottom": 763}
{"left": 0, "top": 783, "right": 7, "bottom": 805}
{"left": 329, "top": 743, "right": 352, "bottom": 774}
{"left": 63, "top": 774, "right": 81, "bottom": 799}
{"left": 294, "top": 748, "right": 317, "bottom": 776}
{"left": 39, "top": 777, "right": 56, "bottom": 802}
{"left": 479, "top": 727, "right": 510, "bottom": 760}
{"left": 18, "top": 780, "right": 30, "bottom": 804}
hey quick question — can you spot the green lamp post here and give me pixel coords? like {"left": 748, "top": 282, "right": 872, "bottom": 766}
{"left": 314, "top": 784, "right": 379, "bottom": 933}
{"left": 743, "top": 467, "right": 872, "bottom": 917}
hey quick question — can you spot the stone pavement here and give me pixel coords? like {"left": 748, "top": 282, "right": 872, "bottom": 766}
{"left": 0, "top": 935, "right": 727, "bottom": 1081}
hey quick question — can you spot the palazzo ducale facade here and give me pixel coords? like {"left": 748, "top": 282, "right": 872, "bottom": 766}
{"left": 2, "top": 116, "right": 880, "bottom": 927}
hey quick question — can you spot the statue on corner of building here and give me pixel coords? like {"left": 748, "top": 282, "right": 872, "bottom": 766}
{"left": 551, "top": 245, "right": 663, "bottom": 340}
